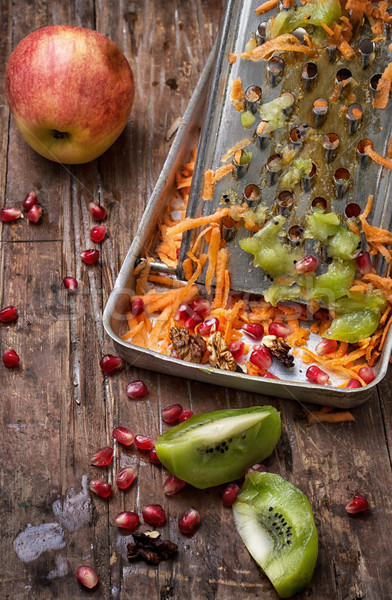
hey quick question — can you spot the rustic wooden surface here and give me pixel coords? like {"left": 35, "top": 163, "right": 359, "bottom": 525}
{"left": 1, "top": 1, "right": 392, "bottom": 599}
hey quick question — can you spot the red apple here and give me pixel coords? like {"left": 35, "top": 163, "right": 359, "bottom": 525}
{"left": 5, "top": 25, "right": 134, "bottom": 164}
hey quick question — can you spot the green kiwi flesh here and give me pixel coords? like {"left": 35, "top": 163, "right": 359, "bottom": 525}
{"left": 233, "top": 472, "right": 318, "bottom": 599}
{"left": 155, "top": 406, "right": 281, "bottom": 489}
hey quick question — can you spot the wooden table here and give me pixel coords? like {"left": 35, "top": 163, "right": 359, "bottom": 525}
{"left": 1, "top": 1, "right": 392, "bottom": 599}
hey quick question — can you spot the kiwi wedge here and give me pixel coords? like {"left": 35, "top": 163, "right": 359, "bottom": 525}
{"left": 233, "top": 472, "right": 318, "bottom": 599}
{"left": 155, "top": 406, "right": 281, "bottom": 489}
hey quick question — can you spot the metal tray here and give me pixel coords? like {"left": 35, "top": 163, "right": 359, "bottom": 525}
{"left": 103, "top": 0, "right": 392, "bottom": 408}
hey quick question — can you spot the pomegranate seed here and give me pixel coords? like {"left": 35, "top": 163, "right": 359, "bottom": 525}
{"left": 114, "top": 511, "right": 139, "bottom": 531}
{"left": 0, "top": 207, "right": 22, "bottom": 222}
{"left": 90, "top": 225, "right": 106, "bottom": 243}
{"left": 184, "top": 313, "right": 203, "bottom": 330}
{"left": 75, "top": 565, "right": 98, "bottom": 589}
{"left": 222, "top": 483, "right": 240, "bottom": 507}
{"left": 27, "top": 205, "right": 42, "bottom": 223}
{"left": 198, "top": 317, "right": 219, "bottom": 336}
{"left": 358, "top": 366, "right": 375, "bottom": 384}
{"left": 89, "top": 202, "right": 107, "bottom": 221}
{"left": 116, "top": 466, "right": 136, "bottom": 489}
{"left": 135, "top": 434, "right": 155, "bottom": 450}
{"left": 246, "top": 463, "right": 267, "bottom": 474}
{"left": 2, "top": 349, "right": 20, "bottom": 367}
{"left": 346, "top": 378, "right": 362, "bottom": 389}
{"left": 295, "top": 254, "right": 319, "bottom": 274}
{"left": 131, "top": 297, "right": 144, "bottom": 316}
{"left": 80, "top": 249, "right": 100, "bottom": 265}
{"left": 315, "top": 338, "right": 338, "bottom": 356}
{"left": 178, "top": 508, "right": 200, "bottom": 534}
{"left": 91, "top": 446, "right": 113, "bottom": 466}
{"left": 113, "top": 426, "right": 134, "bottom": 446}
{"left": 162, "top": 403, "right": 183, "bottom": 423}
{"left": 306, "top": 365, "right": 329, "bottom": 385}
{"left": 268, "top": 322, "right": 291, "bottom": 338}
{"left": 174, "top": 302, "right": 193, "bottom": 322}
{"left": 345, "top": 493, "right": 369, "bottom": 514}
{"left": 63, "top": 276, "right": 78, "bottom": 292}
{"left": 229, "top": 340, "right": 245, "bottom": 362}
{"left": 164, "top": 474, "right": 187, "bottom": 495}
{"left": 178, "top": 409, "right": 194, "bottom": 423}
{"left": 250, "top": 345, "right": 272, "bottom": 370}
{"left": 0, "top": 306, "right": 18, "bottom": 322}
{"left": 263, "top": 371, "right": 280, "bottom": 380}
{"left": 148, "top": 447, "right": 161, "bottom": 464}
{"left": 142, "top": 504, "right": 166, "bottom": 526}
{"left": 23, "top": 191, "right": 38, "bottom": 211}
{"left": 89, "top": 480, "right": 112, "bottom": 498}
{"left": 126, "top": 380, "right": 148, "bottom": 399}
{"left": 356, "top": 251, "right": 372, "bottom": 274}
{"left": 100, "top": 354, "right": 122, "bottom": 373}
{"left": 243, "top": 323, "right": 264, "bottom": 340}
{"left": 191, "top": 298, "right": 210, "bottom": 317}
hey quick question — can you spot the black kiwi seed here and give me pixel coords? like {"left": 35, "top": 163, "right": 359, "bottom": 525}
{"left": 242, "top": 434, "right": 246, "bottom": 439}
{"left": 269, "top": 507, "right": 273, "bottom": 512}
{"left": 287, "top": 540, "right": 292, "bottom": 545}
{"left": 282, "top": 522, "right": 287, "bottom": 527}
{"left": 278, "top": 514, "right": 283, "bottom": 519}
{"left": 275, "top": 513, "right": 279, "bottom": 517}
{"left": 287, "top": 533, "right": 293, "bottom": 537}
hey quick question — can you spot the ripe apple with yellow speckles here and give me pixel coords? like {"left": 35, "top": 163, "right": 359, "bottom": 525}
{"left": 5, "top": 25, "right": 134, "bottom": 164}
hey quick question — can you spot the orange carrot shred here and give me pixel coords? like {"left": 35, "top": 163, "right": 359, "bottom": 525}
{"left": 255, "top": 0, "right": 279, "bottom": 14}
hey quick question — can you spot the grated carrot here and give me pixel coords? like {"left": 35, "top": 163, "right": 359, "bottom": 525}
{"left": 308, "top": 411, "right": 355, "bottom": 424}
{"left": 221, "top": 138, "right": 251, "bottom": 163}
{"left": 255, "top": 0, "right": 279, "bottom": 14}
{"left": 230, "top": 78, "right": 246, "bottom": 112}
{"left": 205, "top": 226, "right": 221, "bottom": 294}
{"left": 166, "top": 208, "right": 230, "bottom": 237}
{"left": 148, "top": 275, "right": 186, "bottom": 288}
{"left": 212, "top": 248, "right": 229, "bottom": 309}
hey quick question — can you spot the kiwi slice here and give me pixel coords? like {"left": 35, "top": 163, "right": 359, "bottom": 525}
{"left": 155, "top": 406, "right": 281, "bottom": 489}
{"left": 233, "top": 472, "right": 318, "bottom": 599}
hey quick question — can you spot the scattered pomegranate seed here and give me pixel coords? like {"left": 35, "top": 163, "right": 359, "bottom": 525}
{"left": 184, "top": 313, "right": 203, "bottom": 330}
{"left": 90, "top": 225, "right": 107, "bottom": 243}
{"left": 243, "top": 323, "right": 264, "bottom": 340}
{"left": 89, "top": 202, "right": 107, "bottom": 221}
{"left": 358, "top": 366, "right": 375, "bottom": 384}
{"left": 191, "top": 298, "right": 210, "bottom": 317}
{"left": 0, "top": 207, "right": 22, "bottom": 222}
{"left": 63, "top": 277, "right": 78, "bottom": 292}
{"left": 356, "top": 251, "right": 372, "bottom": 274}
{"left": 178, "top": 409, "right": 194, "bottom": 423}
{"left": 222, "top": 483, "right": 240, "bottom": 507}
{"left": 306, "top": 365, "right": 329, "bottom": 385}
{"left": 100, "top": 354, "right": 122, "bottom": 373}
{"left": 126, "top": 380, "right": 148, "bottom": 399}
{"left": 178, "top": 508, "right": 200, "bottom": 534}
{"left": 80, "top": 249, "right": 100, "bottom": 265}
{"left": 75, "top": 565, "right": 98, "bottom": 589}
{"left": 116, "top": 466, "right": 137, "bottom": 489}
{"left": 142, "top": 504, "right": 166, "bottom": 526}
{"left": 246, "top": 463, "right": 267, "bottom": 474}
{"left": 27, "top": 205, "right": 42, "bottom": 223}
{"left": 23, "top": 191, "right": 38, "bottom": 211}
{"left": 148, "top": 447, "right": 161, "bottom": 464}
{"left": 162, "top": 403, "right": 183, "bottom": 423}
{"left": 268, "top": 322, "right": 291, "bottom": 338}
{"left": 250, "top": 345, "right": 272, "bottom": 370}
{"left": 346, "top": 378, "right": 362, "bottom": 389}
{"left": 113, "top": 426, "right": 134, "bottom": 446}
{"left": 163, "top": 474, "right": 187, "bottom": 495}
{"left": 131, "top": 297, "right": 144, "bottom": 316}
{"left": 295, "top": 254, "right": 319, "bottom": 274}
{"left": 263, "top": 371, "right": 280, "bottom": 380}
{"left": 0, "top": 305, "right": 18, "bottom": 322}
{"left": 229, "top": 340, "right": 245, "bottom": 362}
{"left": 174, "top": 302, "right": 193, "bottom": 322}
{"left": 345, "top": 493, "right": 369, "bottom": 514}
{"left": 315, "top": 338, "right": 338, "bottom": 356}
{"left": 91, "top": 446, "right": 113, "bottom": 466}
{"left": 114, "top": 511, "right": 139, "bottom": 531}
{"left": 2, "top": 349, "right": 20, "bottom": 367}
{"left": 89, "top": 480, "right": 112, "bottom": 498}
{"left": 134, "top": 434, "right": 155, "bottom": 450}
{"left": 198, "top": 317, "right": 219, "bottom": 336}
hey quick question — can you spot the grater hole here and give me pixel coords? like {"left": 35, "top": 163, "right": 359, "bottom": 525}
{"left": 336, "top": 67, "right": 352, "bottom": 83}
{"left": 370, "top": 73, "right": 382, "bottom": 92}
{"left": 267, "top": 154, "right": 283, "bottom": 173}
{"left": 313, "top": 97, "right": 328, "bottom": 116}
{"left": 268, "top": 56, "right": 285, "bottom": 75}
{"left": 347, "top": 103, "right": 363, "bottom": 122}
{"left": 244, "top": 184, "right": 260, "bottom": 203}
{"left": 302, "top": 62, "right": 318, "bottom": 82}
{"left": 312, "top": 197, "right": 327, "bottom": 211}
{"left": 334, "top": 168, "right": 350, "bottom": 182}
{"left": 324, "top": 132, "right": 339, "bottom": 150}
{"left": 288, "top": 225, "right": 304, "bottom": 243}
{"left": 245, "top": 85, "right": 261, "bottom": 103}
{"left": 345, "top": 203, "right": 361, "bottom": 218}
{"left": 277, "top": 191, "right": 294, "bottom": 209}
{"left": 290, "top": 125, "right": 309, "bottom": 144}
{"left": 257, "top": 22, "right": 267, "bottom": 44}
{"left": 357, "top": 138, "right": 373, "bottom": 155}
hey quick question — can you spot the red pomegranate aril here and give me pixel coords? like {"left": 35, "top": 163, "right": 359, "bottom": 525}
{"left": 0, "top": 207, "right": 22, "bottom": 222}
{"left": 263, "top": 371, "right": 280, "bottom": 380}
{"left": 131, "top": 297, "right": 144, "bottom": 316}
{"left": 91, "top": 446, "right": 113, "bottom": 466}
{"left": 114, "top": 511, "right": 139, "bottom": 531}
{"left": 345, "top": 493, "right": 369, "bottom": 514}
{"left": 198, "top": 317, "right": 219, "bottom": 336}
{"left": 315, "top": 338, "right": 338, "bottom": 356}
{"left": 135, "top": 435, "right": 155, "bottom": 450}
{"left": 126, "top": 380, "right": 148, "bottom": 399}
{"left": 80, "top": 249, "right": 100, "bottom": 264}
{"left": 356, "top": 251, "right": 372, "bottom": 274}
{"left": 23, "top": 191, "right": 38, "bottom": 211}
{"left": 89, "top": 202, "right": 107, "bottom": 221}
{"left": 0, "top": 305, "right": 18, "bottom": 322}
{"left": 63, "top": 277, "right": 78, "bottom": 292}
{"left": 243, "top": 323, "right": 264, "bottom": 340}
{"left": 295, "top": 254, "right": 319, "bottom": 274}
{"left": 27, "top": 205, "right": 42, "bottom": 223}
{"left": 148, "top": 447, "right": 161, "bottom": 464}
{"left": 89, "top": 480, "right": 112, "bottom": 498}
{"left": 174, "top": 302, "right": 193, "bottom": 322}
{"left": 75, "top": 565, "right": 98, "bottom": 589}
{"left": 222, "top": 483, "right": 240, "bottom": 507}
{"left": 116, "top": 467, "right": 136, "bottom": 489}
{"left": 162, "top": 403, "right": 183, "bottom": 423}
{"left": 306, "top": 365, "right": 329, "bottom": 385}
{"left": 178, "top": 409, "right": 194, "bottom": 423}
{"left": 113, "top": 426, "right": 134, "bottom": 446}
{"left": 178, "top": 508, "right": 200, "bottom": 534}
{"left": 191, "top": 298, "right": 210, "bottom": 317}
{"left": 184, "top": 312, "right": 203, "bottom": 330}
{"left": 246, "top": 463, "right": 267, "bottom": 474}
{"left": 90, "top": 224, "right": 107, "bottom": 243}
{"left": 358, "top": 366, "right": 375, "bottom": 384}
{"left": 229, "top": 340, "right": 245, "bottom": 362}
{"left": 346, "top": 378, "right": 362, "bottom": 389}
{"left": 142, "top": 504, "right": 166, "bottom": 526}
{"left": 100, "top": 354, "right": 122, "bottom": 373}
{"left": 2, "top": 349, "right": 20, "bottom": 368}
{"left": 250, "top": 345, "right": 272, "bottom": 370}
{"left": 163, "top": 474, "right": 187, "bottom": 496}
{"left": 268, "top": 322, "right": 292, "bottom": 338}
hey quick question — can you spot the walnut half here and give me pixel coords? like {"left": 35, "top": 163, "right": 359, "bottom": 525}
{"left": 169, "top": 326, "right": 206, "bottom": 363}
{"left": 262, "top": 335, "right": 294, "bottom": 368}
{"left": 207, "top": 331, "right": 237, "bottom": 372}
